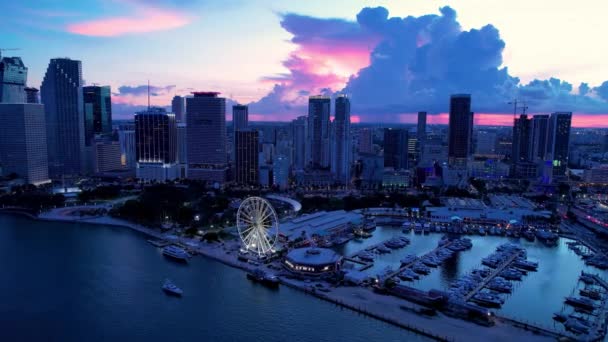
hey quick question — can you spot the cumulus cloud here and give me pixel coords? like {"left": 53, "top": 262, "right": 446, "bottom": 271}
{"left": 115, "top": 84, "right": 176, "bottom": 97}
{"left": 253, "top": 6, "right": 608, "bottom": 120}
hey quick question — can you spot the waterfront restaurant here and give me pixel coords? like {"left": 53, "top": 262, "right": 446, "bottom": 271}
{"left": 283, "top": 247, "right": 343, "bottom": 278}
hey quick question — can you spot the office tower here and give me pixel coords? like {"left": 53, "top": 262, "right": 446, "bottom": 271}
{"left": 93, "top": 139, "right": 122, "bottom": 173}
{"left": 134, "top": 107, "right": 178, "bottom": 181}
{"left": 25, "top": 87, "right": 39, "bottom": 104}
{"left": 176, "top": 123, "right": 187, "bottom": 178}
{"left": 448, "top": 94, "right": 473, "bottom": 167}
{"left": 0, "top": 55, "right": 27, "bottom": 103}
{"left": 475, "top": 130, "right": 497, "bottom": 155}
{"left": 358, "top": 128, "right": 373, "bottom": 154}
{"left": 233, "top": 104, "right": 248, "bottom": 131}
{"left": 292, "top": 116, "right": 307, "bottom": 170}
{"left": 547, "top": 112, "right": 572, "bottom": 177}
{"left": 118, "top": 129, "right": 136, "bottom": 169}
{"left": 383, "top": 128, "right": 408, "bottom": 170}
{"left": 171, "top": 95, "right": 185, "bottom": 122}
{"left": 235, "top": 130, "right": 258, "bottom": 185}
{"left": 407, "top": 134, "right": 418, "bottom": 166}
{"left": 83, "top": 85, "right": 112, "bottom": 146}
{"left": 307, "top": 95, "right": 331, "bottom": 168}
{"left": 331, "top": 94, "right": 351, "bottom": 184}
{"left": 511, "top": 114, "right": 532, "bottom": 163}
{"left": 186, "top": 92, "right": 228, "bottom": 184}
{"left": 0, "top": 103, "right": 50, "bottom": 185}
{"left": 531, "top": 115, "right": 549, "bottom": 161}
{"left": 417, "top": 111, "right": 427, "bottom": 145}
{"left": 273, "top": 154, "right": 289, "bottom": 189}
{"left": 41, "top": 58, "right": 85, "bottom": 178}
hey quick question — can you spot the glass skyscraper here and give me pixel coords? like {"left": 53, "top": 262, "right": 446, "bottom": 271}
{"left": 448, "top": 94, "right": 473, "bottom": 167}
{"left": 547, "top": 112, "right": 572, "bottom": 177}
{"left": 331, "top": 94, "right": 351, "bottom": 184}
{"left": 41, "top": 58, "right": 85, "bottom": 178}
{"left": 186, "top": 92, "right": 228, "bottom": 184}
{"left": 83, "top": 85, "right": 112, "bottom": 146}
{"left": 134, "top": 107, "right": 178, "bottom": 181}
{"left": 235, "top": 130, "right": 259, "bottom": 185}
{"left": 307, "top": 95, "right": 331, "bottom": 169}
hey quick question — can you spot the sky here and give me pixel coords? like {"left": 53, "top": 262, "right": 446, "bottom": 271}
{"left": 3, "top": 0, "right": 608, "bottom": 127}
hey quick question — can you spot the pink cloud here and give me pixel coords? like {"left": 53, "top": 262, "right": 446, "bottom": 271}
{"left": 66, "top": 9, "right": 191, "bottom": 37}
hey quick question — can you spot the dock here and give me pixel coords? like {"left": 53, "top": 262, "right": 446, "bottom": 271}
{"left": 385, "top": 240, "right": 455, "bottom": 280}
{"left": 463, "top": 250, "right": 523, "bottom": 302}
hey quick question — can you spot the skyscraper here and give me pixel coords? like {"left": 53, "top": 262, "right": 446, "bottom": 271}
{"left": 233, "top": 104, "right": 248, "bottom": 131}
{"left": 171, "top": 95, "right": 185, "bottom": 122}
{"left": 547, "top": 112, "right": 572, "bottom": 177}
{"left": 417, "top": 111, "right": 427, "bottom": 145}
{"left": 186, "top": 92, "right": 228, "bottom": 184}
{"left": 273, "top": 154, "right": 290, "bottom": 189}
{"left": 307, "top": 95, "right": 331, "bottom": 168}
{"left": 531, "top": 114, "right": 549, "bottom": 161}
{"left": 0, "top": 103, "right": 50, "bottom": 185}
{"left": 383, "top": 128, "right": 408, "bottom": 170}
{"left": 511, "top": 114, "right": 532, "bottom": 163}
{"left": 83, "top": 85, "right": 112, "bottom": 146}
{"left": 448, "top": 94, "right": 473, "bottom": 167}
{"left": 134, "top": 107, "right": 178, "bottom": 181}
{"left": 357, "top": 128, "right": 373, "bottom": 154}
{"left": 0, "top": 55, "right": 27, "bottom": 103}
{"left": 235, "top": 130, "right": 258, "bottom": 185}
{"left": 118, "top": 128, "right": 136, "bottom": 169}
{"left": 25, "top": 87, "right": 39, "bottom": 104}
{"left": 41, "top": 58, "right": 85, "bottom": 178}
{"left": 331, "top": 94, "right": 351, "bottom": 184}
{"left": 292, "top": 116, "right": 307, "bottom": 171}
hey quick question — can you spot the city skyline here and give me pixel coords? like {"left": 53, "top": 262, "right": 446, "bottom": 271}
{"left": 3, "top": 1, "right": 608, "bottom": 127}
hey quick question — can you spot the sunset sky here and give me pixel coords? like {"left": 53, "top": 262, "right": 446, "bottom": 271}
{"left": 3, "top": 0, "right": 608, "bottom": 126}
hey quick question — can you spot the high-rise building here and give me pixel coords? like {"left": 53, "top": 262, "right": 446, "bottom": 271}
{"left": 0, "top": 103, "right": 50, "bottom": 185}
{"left": 383, "top": 128, "right": 408, "bottom": 170}
{"left": 357, "top": 128, "right": 373, "bottom": 155}
{"left": 41, "top": 58, "right": 85, "bottom": 178}
{"left": 118, "top": 128, "right": 135, "bottom": 169}
{"left": 307, "top": 95, "right": 331, "bottom": 168}
{"left": 186, "top": 92, "right": 228, "bottom": 184}
{"left": 331, "top": 94, "right": 351, "bottom": 184}
{"left": 417, "top": 111, "right": 427, "bottom": 145}
{"left": 448, "top": 94, "right": 473, "bottom": 167}
{"left": 232, "top": 104, "right": 248, "bottom": 131}
{"left": 93, "top": 139, "right": 122, "bottom": 173}
{"left": 171, "top": 95, "right": 185, "bottom": 123}
{"left": 0, "top": 55, "right": 27, "bottom": 103}
{"left": 176, "top": 123, "right": 187, "bottom": 178}
{"left": 475, "top": 130, "right": 497, "bottom": 155}
{"left": 25, "top": 87, "right": 39, "bottom": 104}
{"left": 292, "top": 116, "right": 307, "bottom": 171}
{"left": 83, "top": 85, "right": 112, "bottom": 146}
{"left": 511, "top": 114, "right": 532, "bottom": 163}
{"left": 273, "top": 154, "right": 289, "bottom": 189}
{"left": 235, "top": 130, "right": 259, "bottom": 185}
{"left": 134, "top": 107, "right": 178, "bottom": 181}
{"left": 547, "top": 112, "right": 572, "bottom": 177}
{"left": 531, "top": 115, "right": 549, "bottom": 161}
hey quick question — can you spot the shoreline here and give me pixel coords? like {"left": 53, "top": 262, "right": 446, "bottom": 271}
{"left": 0, "top": 209, "right": 557, "bottom": 342}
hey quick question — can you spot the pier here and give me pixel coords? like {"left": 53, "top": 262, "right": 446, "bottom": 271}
{"left": 463, "top": 250, "right": 523, "bottom": 301}
{"left": 385, "top": 240, "right": 455, "bottom": 280}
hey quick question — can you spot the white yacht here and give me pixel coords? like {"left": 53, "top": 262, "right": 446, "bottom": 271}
{"left": 162, "top": 245, "right": 190, "bottom": 262}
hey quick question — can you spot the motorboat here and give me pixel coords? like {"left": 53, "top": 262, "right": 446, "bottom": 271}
{"left": 162, "top": 279, "right": 183, "bottom": 296}
{"left": 400, "top": 254, "right": 417, "bottom": 265}
{"left": 471, "top": 292, "right": 502, "bottom": 308}
{"left": 247, "top": 269, "right": 280, "bottom": 288}
{"left": 162, "top": 245, "right": 191, "bottom": 262}
{"left": 565, "top": 296, "right": 597, "bottom": 311}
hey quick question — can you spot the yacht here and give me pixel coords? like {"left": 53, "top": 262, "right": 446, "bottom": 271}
{"left": 414, "top": 223, "right": 423, "bottom": 234}
{"left": 358, "top": 251, "right": 375, "bottom": 262}
{"left": 580, "top": 288, "right": 602, "bottom": 300}
{"left": 412, "top": 263, "right": 431, "bottom": 275}
{"left": 162, "top": 245, "right": 190, "bottom": 262}
{"left": 385, "top": 237, "right": 407, "bottom": 249}
{"left": 376, "top": 245, "right": 391, "bottom": 254}
{"left": 247, "top": 269, "right": 280, "bottom": 288}
{"left": 400, "top": 254, "right": 417, "bottom": 265}
{"left": 565, "top": 296, "right": 597, "bottom": 310}
{"left": 471, "top": 292, "right": 502, "bottom": 308}
{"left": 162, "top": 279, "right": 183, "bottom": 296}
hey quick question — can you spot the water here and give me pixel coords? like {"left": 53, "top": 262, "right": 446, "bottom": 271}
{"left": 337, "top": 225, "right": 608, "bottom": 331}
{"left": 0, "top": 215, "right": 429, "bottom": 342}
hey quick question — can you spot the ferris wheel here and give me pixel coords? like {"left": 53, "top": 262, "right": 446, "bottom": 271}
{"left": 237, "top": 197, "right": 279, "bottom": 257}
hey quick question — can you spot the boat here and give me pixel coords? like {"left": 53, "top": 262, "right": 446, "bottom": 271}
{"left": 565, "top": 296, "right": 597, "bottom": 310}
{"left": 412, "top": 263, "right": 431, "bottom": 275}
{"left": 162, "top": 279, "right": 183, "bottom": 296}
{"left": 414, "top": 223, "right": 423, "bottom": 234}
{"left": 385, "top": 237, "right": 407, "bottom": 249}
{"left": 400, "top": 254, "right": 417, "bottom": 265}
{"left": 162, "top": 245, "right": 190, "bottom": 262}
{"left": 500, "top": 268, "right": 523, "bottom": 281}
{"left": 421, "top": 255, "right": 440, "bottom": 267}
{"left": 376, "top": 245, "right": 391, "bottom": 254}
{"left": 580, "top": 272, "right": 596, "bottom": 285}
{"left": 513, "top": 259, "right": 538, "bottom": 271}
{"left": 553, "top": 312, "right": 568, "bottom": 323}
{"left": 522, "top": 230, "right": 535, "bottom": 242}
{"left": 358, "top": 251, "right": 375, "bottom": 262}
{"left": 471, "top": 292, "right": 502, "bottom": 308}
{"left": 580, "top": 288, "right": 602, "bottom": 300}
{"left": 247, "top": 269, "right": 280, "bottom": 288}
{"left": 353, "top": 229, "right": 372, "bottom": 239}
{"left": 564, "top": 318, "right": 590, "bottom": 334}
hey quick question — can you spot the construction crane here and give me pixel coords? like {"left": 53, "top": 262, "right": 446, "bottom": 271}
{"left": 508, "top": 99, "right": 528, "bottom": 119}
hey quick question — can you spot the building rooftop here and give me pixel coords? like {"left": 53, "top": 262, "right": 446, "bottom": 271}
{"left": 278, "top": 210, "right": 363, "bottom": 240}
{"left": 285, "top": 247, "right": 342, "bottom": 266}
